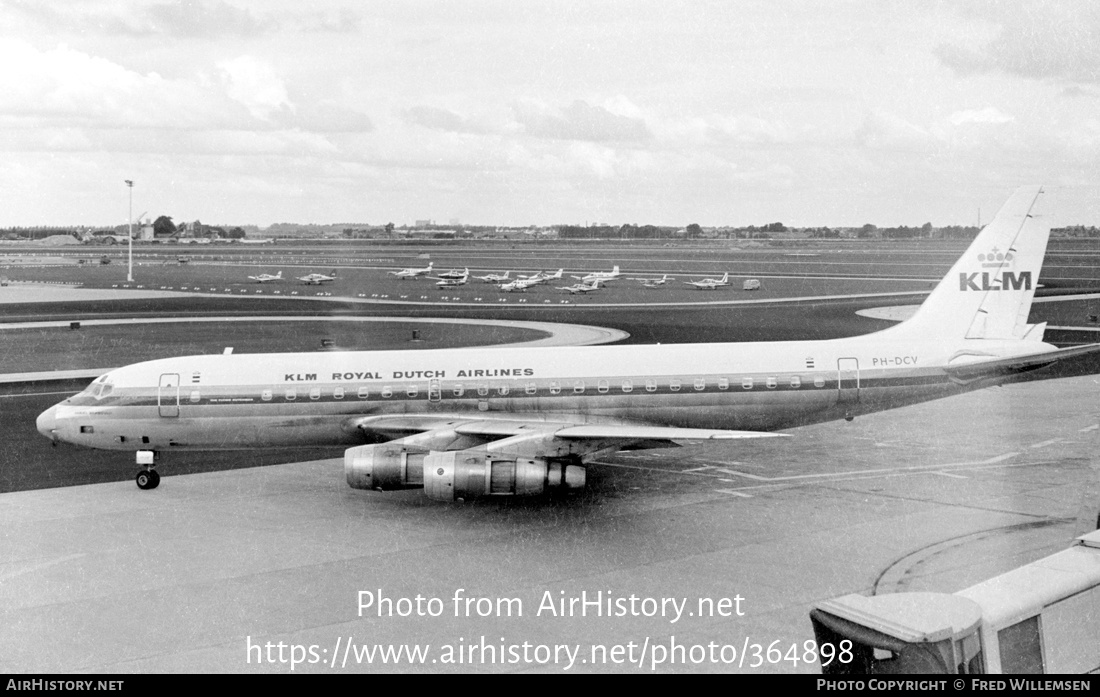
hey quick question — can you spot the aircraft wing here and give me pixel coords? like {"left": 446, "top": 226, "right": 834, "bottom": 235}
{"left": 351, "top": 414, "right": 783, "bottom": 442}
{"left": 945, "top": 343, "right": 1100, "bottom": 384}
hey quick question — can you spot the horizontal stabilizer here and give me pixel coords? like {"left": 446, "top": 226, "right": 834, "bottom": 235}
{"left": 945, "top": 343, "right": 1100, "bottom": 384}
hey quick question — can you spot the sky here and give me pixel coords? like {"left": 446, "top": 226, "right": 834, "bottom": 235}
{"left": 2, "top": 0, "right": 1099, "bottom": 228}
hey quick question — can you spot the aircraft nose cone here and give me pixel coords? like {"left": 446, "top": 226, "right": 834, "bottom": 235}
{"left": 36, "top": 405, "right": 58, "bottom": 440}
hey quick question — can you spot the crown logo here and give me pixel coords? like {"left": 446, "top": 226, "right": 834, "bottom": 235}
{"left": 978, "top": 247, "right": 1014, "bottom": 268}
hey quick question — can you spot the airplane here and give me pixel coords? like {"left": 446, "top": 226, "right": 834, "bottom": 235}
{"left": 389, "top": 262, "right": 433, "bottom": 279}
{"left": 430, "top": 271, "right": 469, "bottom": 287}
{"left": 37, "top": 187, "right": 1100, "bottom": 504}
{"left": 436, "top": 267, "right": 469, "bottom": 280}
{"left": 247, "top": 271, "right": 283, "bottom": 283}
{"left": 474, "top": 270, "right": 511, "bottom": 283}
{"left": 297, "top": 270, "right": 338, "bottom": 285}
{"left": 498, "top": 278, "right": 540, "bottom": 292}
{"left": 557, "top": 280, "right": 605, "bottom": 295}
{"left": 573, "top": 265, "right": 621, "bottom": 284}
{"left": 637, "top": 274, "right": 673, "bottom": 288}
{"left": 683, "top": 273, "right": 730, "bottom": 290}
{"left": 518, "top": 269, "right": 564, "bottom": 285}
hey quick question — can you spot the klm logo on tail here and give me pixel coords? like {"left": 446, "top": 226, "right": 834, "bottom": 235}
{"left": 959, "top": 247, "right": 1031, "bottom": 291}
{"left": 959, "top": 271, "right": 1032, "bottom": 292}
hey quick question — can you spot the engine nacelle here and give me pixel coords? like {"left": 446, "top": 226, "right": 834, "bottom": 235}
{"left": 345, "top": 444, "right": 427, "bottom": 490}
{"left": 422, "top": 452, "right": 585, "bottom": 501}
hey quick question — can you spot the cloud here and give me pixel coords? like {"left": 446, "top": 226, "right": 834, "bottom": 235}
{"left": 854, "top": 110, "right": 932, "bottom": 150}
{"left": 140, "top": 0, "right": 276, "bottom": 38}
{"left": 935, "top": 1, "right": 1100, "bottom": 83}
{"left": 948, "top": 107, "right": 1015, "bottom": 126}
{"left": 513, "top": 99, "right": 652, "bottom": 143}
{"left": 0, "top": 39, "right": 371, "bottom": 159}
{"left": 6, "top": 1, "right": 363, "bottom": 38}
{"left": 402, "top": 106, "right": 488, "bottom": 135}
{"left": 217, "top": 56, "right": 292, "bottom": 121}
{"left": 284, "top": 102, "right": 373, "bottom": 133}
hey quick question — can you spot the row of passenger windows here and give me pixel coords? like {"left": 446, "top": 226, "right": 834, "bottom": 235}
{"left": 201, "top": 375, "right": 830, "bottom": 403}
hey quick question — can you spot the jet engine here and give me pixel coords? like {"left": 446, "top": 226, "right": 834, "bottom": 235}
{"left": 344, "top": 444, "right": 585, "bottom": 500}
{"left": 345, "top": 444, "right": 426, "bottom": 490}
{"left": 422, "top": 452, "right": 584, "bottom": 501}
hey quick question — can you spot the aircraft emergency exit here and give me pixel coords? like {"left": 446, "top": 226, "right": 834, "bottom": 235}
{"left": 36, "top": 187, "right": 1099, "bottom": 502}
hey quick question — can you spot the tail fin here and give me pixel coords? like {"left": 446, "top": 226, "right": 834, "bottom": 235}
{"left": 889, "top": 186, "right": 1051, "bottom": 341}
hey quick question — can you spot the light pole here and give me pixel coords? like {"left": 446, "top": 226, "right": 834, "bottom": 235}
{"left": 124, "top": 179, "right": 134, "bottom": 282}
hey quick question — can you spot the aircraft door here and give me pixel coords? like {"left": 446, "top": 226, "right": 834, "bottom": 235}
{"left": 158, "top": 373, "right": 180, "bottom": 417}
{"left": 837, "top": 358, "right": 860, "bottom": 405}
{"left": 427, "top": 378, "right": 442, "bottom": 403}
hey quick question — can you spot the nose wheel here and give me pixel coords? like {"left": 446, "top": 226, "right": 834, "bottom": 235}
{"left": 134, "top": 450, "right": 159, "bottom": 490}
{"left": 135, "top": 469, "right": 160, "bottom": 490}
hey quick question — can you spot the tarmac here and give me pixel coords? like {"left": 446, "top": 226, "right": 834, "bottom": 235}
{"left": 1, "top": 374, "right": 1096, "bottom": 673}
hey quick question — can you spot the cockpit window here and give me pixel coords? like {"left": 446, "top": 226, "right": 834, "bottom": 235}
{"left": 82, "top": 380, "right": 115, "bottom": 399}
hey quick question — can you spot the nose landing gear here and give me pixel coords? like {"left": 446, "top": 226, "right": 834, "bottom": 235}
{"left": 135, "top": 450, "right": 159, "bottom": 490}
{"left": 136, "top": 469, "right": 160, "bottom": 490}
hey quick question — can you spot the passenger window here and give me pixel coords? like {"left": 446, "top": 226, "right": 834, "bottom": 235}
{"left": 550, "top": 381, "right": 561, "bottom": 395}
{"left": 357, "top": 386, "right": 369, "bottom": 399}
{"left": 814, "top": 376, "right": 825, "bottom": 388}
{"left": 622, "top": 380, "right": 633, "bottom": 393}
{"left": 497, "top": 385, "right": 509, "bottom": 396}
{"left": 333, "top": 387, "right": 344, "bottom": 400}
{"left": 766, "top": 377, "right": 777, "bottom": 389}
{"left": 790, "top": 376, "right": 801, "bottom": 389}
{"left": 669, "top": 379, "right": 681, "bottom": 392}
{"left": 645, "top": 379, "right": 657, "bottom": 392}
{"left": 190, "top": 390, "right": 201, "bottom": 403}
{"left": 525, "top": 382, "right": 536, "bottom": 395}
{"left": 477, "top": 384, "right": 489, "bottom": 396}
{"left": 718, "top": 377, "right": 729, "bottom": 390}
{"left": 406, "top": 385, "right": 418, "bottom": 398}
{"left": 742, "top": 377, "right": 753, "bottom": 390}
{"left": 694, "top": 377, "right": 706, "bottom": 391}
{"left": 597, "top": 379, "right": 609, "bottom": 394}
{"left": 309, "top": 387, "right": 321, "bottom": 400}
{"left": 573, "top": 380, "right": 585, "bottom": 394}
{"left": 285, "top": 389, "right": 297, "bottom": 401}
{"left": 261, "top": 389, "right": 272, "bottom": 401}
{"left": 382, "top": 386, "right": 393, "bottom": 398}
{"left": 453, "top": 384, "right": 464, "bottom": 397}
{"left": 80, "top": 425, "right": 95, "bottom": 434}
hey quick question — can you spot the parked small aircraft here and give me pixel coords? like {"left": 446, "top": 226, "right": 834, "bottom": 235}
{"left": 573, "top": 265, "right": 621, "bottom": 284}
{"left": 684, "top": 273, "right": 730, "bottom": 290}
{"left": 519, "top": 269, "right": 563, "bottom": 285}
{"left": 474, "top": 270, "right": 510, "bottom": 283}
{"left": 297, "top": 270, "right": 338, "bottom": 285}
{"left": 558, "top": 280, "right": 605, "bottom": 294}
{"left": 431, "top": 271, "right": 469, "bottom": 287}
{"left": 248, "top": 271, "right": 283, "bottom": 283}
{"left": 436, "top": 267, "right": 469, "bottom": 280}
{"left": 389, "top": 262, "right": 433, "bottom": 279}
{"left": 637, "top": 274, "right": 673, "bottom": 288}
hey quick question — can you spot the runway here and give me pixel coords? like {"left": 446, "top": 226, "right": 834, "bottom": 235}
{"left": 1, "top": 375, "right": 1096, "bottom": 673}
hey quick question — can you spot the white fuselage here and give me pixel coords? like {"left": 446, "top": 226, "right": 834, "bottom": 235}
{"left": 38, "top": 332, "right": 1053, "bottom": 453}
